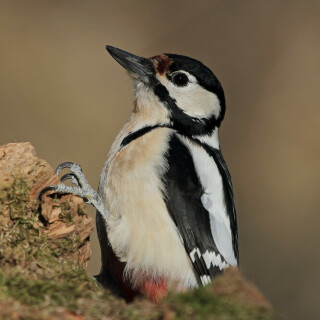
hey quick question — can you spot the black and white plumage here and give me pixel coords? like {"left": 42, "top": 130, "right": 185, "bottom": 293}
{"left": 164, "top": 134, "right": 238, "bottom": 286}
{"left": 41, "top": 46, "right": 239, "bottom": 300}
{"left": 102, "top": 46, "right": 239, "bottom": 289}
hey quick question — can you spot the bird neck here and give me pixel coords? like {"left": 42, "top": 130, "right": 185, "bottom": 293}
{"left": 192, "top": 128, "right": 220, "bottom": 150}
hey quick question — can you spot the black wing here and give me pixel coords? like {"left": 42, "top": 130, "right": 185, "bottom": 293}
{"left": 163, "top": 133, "right": 238, "bottom": 285}
{"left": 198, "top": 143, "right": 239, "bottom": 264}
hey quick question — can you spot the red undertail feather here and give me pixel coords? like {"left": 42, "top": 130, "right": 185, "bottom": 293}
{"left": 106, "top": 242, "right": 167, "bottom": 303}
{"left": 139, "top": 276, "right": 168, "bottom": 303}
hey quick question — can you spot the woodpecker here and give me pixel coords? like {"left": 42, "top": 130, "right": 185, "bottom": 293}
{"left": 41, "top": 46, "right": 239, "bottom": 303}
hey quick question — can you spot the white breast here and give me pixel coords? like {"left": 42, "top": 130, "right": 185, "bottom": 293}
{"left": 99, "top": 127, "right": 198, "bottom": 289}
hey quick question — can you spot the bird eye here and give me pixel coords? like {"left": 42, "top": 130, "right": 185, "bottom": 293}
{"left": 172, "top": 72, "right": 189, "bottom": 87}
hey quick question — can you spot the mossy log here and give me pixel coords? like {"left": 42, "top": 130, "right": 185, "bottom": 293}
{"left": 0, "top": 142, "right": 273, "bottom": 320}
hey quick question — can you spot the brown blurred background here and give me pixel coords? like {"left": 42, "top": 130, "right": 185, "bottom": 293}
{"left": 1, "top": 0, "right": 319, "bottom": 318}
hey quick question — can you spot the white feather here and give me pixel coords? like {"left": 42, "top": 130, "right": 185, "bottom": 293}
{"left": 202, "top": 250, "right": 216, "bottom": 269}
{"left": 200, "top": 275, "right": 211, "bottom": 286}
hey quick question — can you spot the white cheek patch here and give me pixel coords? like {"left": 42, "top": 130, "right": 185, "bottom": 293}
{"left": 156, "top": 73, "right": 221, "bottom": 120}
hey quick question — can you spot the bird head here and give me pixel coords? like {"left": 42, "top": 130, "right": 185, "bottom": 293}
{"left": 106, "top": 46, "right": 225, "bottom": 137}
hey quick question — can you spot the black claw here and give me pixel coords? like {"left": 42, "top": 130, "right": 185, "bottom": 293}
{"left": 38, "top": 185, "right": 58, "bottom": 200}
{"left": 60, "top": 173, "right": 80, "bottom": 186}
{"left": 55, "top": 162, "right": 80, "bottom": 175}
{"left": 83, "top": 197, "right": 89, "bottom": 204}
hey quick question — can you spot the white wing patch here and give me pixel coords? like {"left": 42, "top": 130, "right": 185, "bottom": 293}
{"left": 190, "top": 247, "right": 230, "bottom": 273}
{"left": 200, "top": 275, "right": 211, "bottom": 286}
{"left": 202, "top": 250, "right": 229, "bottom": 270}
{"left": 189, "top": 247, "right": 201, "bottom": 262}
{"left": 183, "top": 135, "right": 238, "bottom": 266}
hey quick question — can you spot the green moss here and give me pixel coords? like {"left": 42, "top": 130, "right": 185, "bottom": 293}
{"left": 0, "top": 265, "right": 98, "bottom": 309}
{"left": 163, "top": 286, "right": 272, "bottom": 320}
{"left": 0, "top": 177, "right": 42, "bottom": 268}
{"left": 0, "top": 177, "right": 30, "bottom": 219}
{"left": 59, "top": 200, "right": 73, "bottom": 224}
{"left": 77, "top": 206, "right": 86, "bottom": 217}
{"left": 52, "top": 233, "right": 81, "bottom": 255}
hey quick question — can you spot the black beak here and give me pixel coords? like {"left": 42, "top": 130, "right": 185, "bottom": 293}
{"left": 106, "top": 45, "right": 154, "bottom": 84}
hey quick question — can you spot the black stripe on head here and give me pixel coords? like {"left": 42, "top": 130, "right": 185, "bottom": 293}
{"left": 154, "top": 83, "right": 219, "bottom": 136}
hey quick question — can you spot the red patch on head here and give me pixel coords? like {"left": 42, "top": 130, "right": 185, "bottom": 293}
{"left": 151, "top": 55, "right": 173, "bottom": 75}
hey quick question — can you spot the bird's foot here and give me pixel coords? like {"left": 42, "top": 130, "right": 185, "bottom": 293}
{"left": 39, "top": 162, "right": 109, "bottom": 221}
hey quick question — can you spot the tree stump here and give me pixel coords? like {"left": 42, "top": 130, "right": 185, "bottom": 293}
{"left": 0, "top": 142, "right": 94, "bottom": 269}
